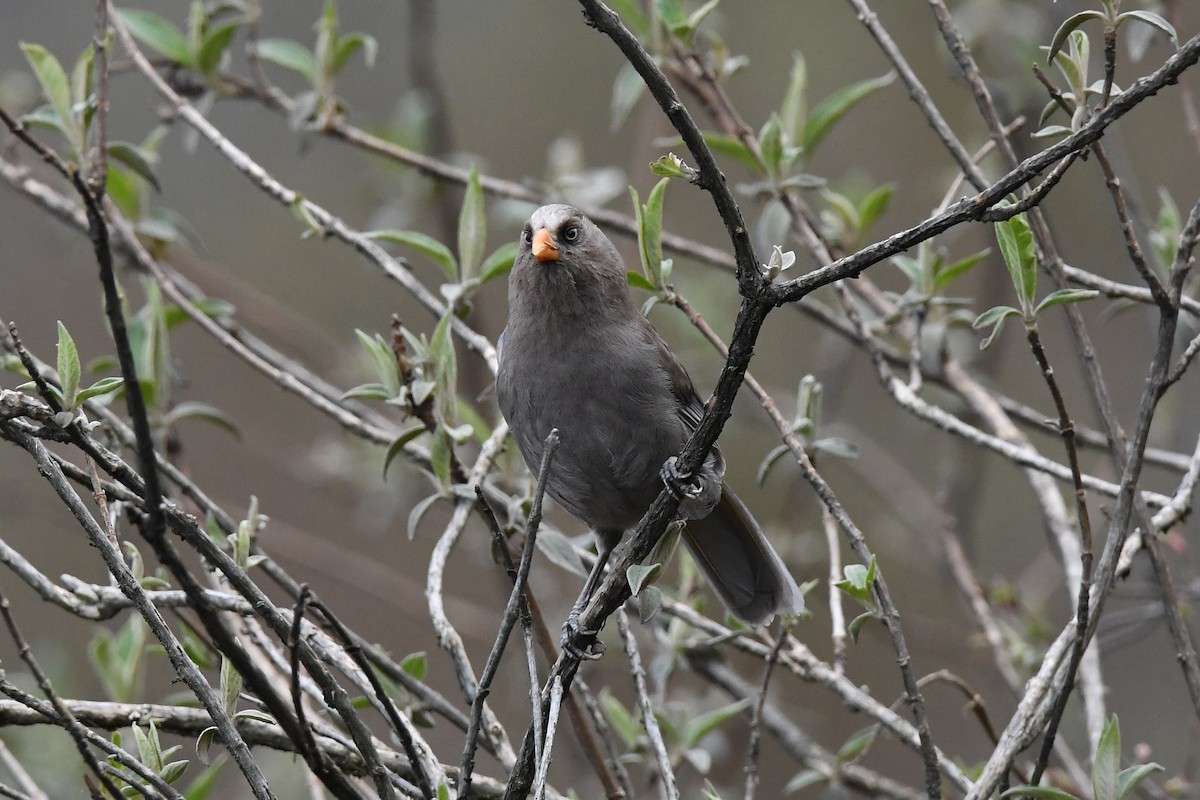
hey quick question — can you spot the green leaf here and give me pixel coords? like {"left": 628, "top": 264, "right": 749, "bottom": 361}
{"left": 383, "top": 424, "right": 427, "bottom": 479}
{"left": 407, "top": 493, "right": 442, "bottom": 541}
{"left": 354, "top": 329, "right": 401, "bottom": 398}
{"left": 599, "top": 691, "right": 640, "bottom": 746}
{"left": 637, "top": 585, "right": 663, "bottom": 622}
{"left": 784, "top": 769, "right": 827, "bottom": 794}
{"left": 56, "top": 321, "right": 81, "bottom": 409}
{"left": 161, "top": 759, "right": 189, "bottom": 784}
{"left": 1048, "top": 11, "right": 1106, "bottom": 64}
{"left": 1094, "top": 715, "right": 1121, "bottom": 800}
{"left": 857, "top": 184, "right": 894, "bottom": 234}
{"left": 479, "top": 241, "right": 518, "bottom": 284}
{"left": 118, "top": 10, "right": 193, "bottom": 66}
{"left": 650, "top": 152, "right": 690, "bottom": 179}
{"left": 610, "top": 62, "right": 646, "bottom": 132}
{"left": 1115, "top": 763, "right": 1164, "bottom": 800}
{"left": 428, "top": 312, "right": 458, "bottom": 427}
{"left": 682, "top": 698, "right": 750, "bottom": 747}
{"left": 1116, "top": 11, "right": 1177, "bottom": 47}
{"left": 71, "top": 43, "right": 95, "bottom": 131}
{"left": 933, "top": 249, "right": 989, "bottom": 292}
{"left": 802, "top": 72, "right": 895, "bottom": 156}
{"left": 457, "top": 166, "right": 487, "bottom": 282}
{"left": 847, "top": 611, "right": 875, "bottom": 641}
{"left": 626, "top": 271, "right": 656, "bottom": 291}
{"left": 994, "top": 213, "right": 1037, "bottom": 311}
{"left": 134, "top": 720, "right": 164, "bottom": 773}
{"left": 331, "top": 32, "right": 377, "bottom": 74}
{"left": 837, "top": 725, "right": 879, "bottom": 764}
{"left": 75, "top": 376, "right": 125, "bottom": 405}
{"left": 1032, "top": 124, "right": 1074, "bottom": 140}
{"left": 429, "top": 425, "right": 452, "bottom": 489}
{"left": 655, "top": 0, "right": 688, "bottom": 30}
{"left": 1053, "top": 31, "right": 1090, "bottom": 96}
{"left": 186, "top": 2, "right": 206, "bottom": 68}
{"left": 106, "top": 142, "right": 162, "bottom": 192}
{"left": 645, "top": 520, "right": 683, "bottom": 577}
{"left": 699, "top": 132, "right": 760, "bottom": 172}
{"left": 779, "top": 53, "right": 807, "bottom": 145}
{"left": 197, "top": 20, "right": 241, "bottom": 75}
{"left": 21, "top": 43, "right": 74, "bottom": 143}
{"left": 634, "top": 177, "right": 669, "bottom": 287}
{"left": 165, "top": 401, "right": 241, "bottom": 437}
{"left": 607, "top": 0, "right": 649, "bottom": 35}
{"left": 756, "top": 443, "right": 790, "bottom": 486}
{"left": 400, "top": 651, "right": 427, "bottom": 681}
{"left": 19, "top": 105, "right": 70, "bottom": 139}
{"left": 182, "top": 761, "right": 223, "bottom": 800}
{"left": 1001, "top": 787, "right": 1080, "bottom": 800}
{"left": 812, "top": 437, "right": 858, "bottom": 459}
{"left": 1033, "top": 288, "right": 1098, "bottom": 317}
{"left": 891, "top": 255, "right": 925, "bottom": 288}
{"left": 367, "top": 229, "right": 458, "bottom": 282}
{"left": 534, "top": 528, "right": 588, "bottom": 577}
{"left": 252, "top": 38, "right": 318, "bottom": 83}
{"left": 972, "top": 305, "right": 1021, "bottom": 350}
{"left": 758, "top": 113, "right": 784, "bottom": 180}
{"left": 626, "top": 563, "right": 661, "bottom": 595}
{"left": 342, "top": 383, "right": 391, "bottom": 402}
{"left": 685, "top": 0, "right": 722, "bottom": 35}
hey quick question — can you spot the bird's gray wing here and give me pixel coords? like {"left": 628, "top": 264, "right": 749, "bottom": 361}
{"left": 642, "top": 321, "right": 726, "bottom": 479}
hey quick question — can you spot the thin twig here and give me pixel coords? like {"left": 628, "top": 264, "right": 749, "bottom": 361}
{"left": 458, "top": 432, "right": 560, "bottom": 799}
{"left": 0, "top": 588, "right": 124, "bottom": 799}
{"left": 617, "top": 611, "right": 677, "bottom": 800}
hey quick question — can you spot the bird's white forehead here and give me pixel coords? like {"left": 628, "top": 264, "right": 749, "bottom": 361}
{"left": 528, "top": 204, "right": 579, "bottom": 232}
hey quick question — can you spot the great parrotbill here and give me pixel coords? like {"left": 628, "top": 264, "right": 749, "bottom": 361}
{"left": 496, "top": 204, "right": 804, "bottom": 632}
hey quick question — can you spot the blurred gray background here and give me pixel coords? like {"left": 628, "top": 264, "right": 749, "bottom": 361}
{"left": 1, "top": 1, "right": 1198, "bottom": 797}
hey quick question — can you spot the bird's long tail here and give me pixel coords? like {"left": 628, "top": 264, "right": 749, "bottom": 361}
{"left": 682, "top": 483, "right": 804, "bottom": 626}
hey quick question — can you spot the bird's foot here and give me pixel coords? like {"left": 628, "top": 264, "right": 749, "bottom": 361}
{"left": 660, "top": 456, "right": 703, "bottom": 500}
{"left": 561, "top": 612, "right": 605, "bottom": 661}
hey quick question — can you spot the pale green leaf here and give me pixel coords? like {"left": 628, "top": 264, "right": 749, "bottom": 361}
{"left": 1048, "top": 11, "right": 1105, "bottom": 63}
{"left": 20, "top": 43, "right": 73, "bottom": 142}
{"left": 837, "top": 725, "right": 879, "bottom": 764}
{"left": 994, "top": 213, "right": 1037, "bottom": 310}
{"left": 802, "top": 72, "right": 895, "bottom": 155}
{"left": 779, "top": 53, "right": 807, "bottom": 145}
{"left": 479, "top": 241, "right": 518, "bottom": 283}
{"left": 407, "top": 493, "right": 442, "bottom": 541}
{"left": 331, "top": 32, "right": 377, "bottom": 74}
{"left": 1001, "top": 787, "right": 1080, "bottom": 800}
{"left": 1033, "top": 288, "right": 1098, "bottom": 317}
{"left": 457, "top": 166, "right": 486, "bottom": 282}
{"left": 56, "top": 321, "right": 81, "bottom": 408}
{"left": 1116, "top": 11, "right": 1177, "bottom": 47}
{"left": 367, "top": 229, "right": 458, "bottom": 282}
{"left": 1093, "top": 715, "right": 1121, "bottom": 800}
{"left": 252, "top": 38, "right": 317, "bottom": 82}
{"left": 383, "top": 424, "right": 427, "bottom": 479}
{"left": 1116, "top": 763, "right": 1164, "bottom": 800}
{"left": 197, "top": 20, "right": 240, "bottom": 75}
{"left": 534, "top": 528, "right": 588, "bottom": 577}
{"left": 682, "top": 698, "right": 750, "bottom": 747}
{"left": 610, "top": 62, "right": 645, "bottom": 132}
{"left": 107, "top": 141, "right": 162, "bottom": 192}
{"left": 118, "top": 10, "right": 192, "bottom": 66}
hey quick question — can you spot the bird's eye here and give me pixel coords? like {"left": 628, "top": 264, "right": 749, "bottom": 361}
{"left": 563, "top": 225, "right": 580, "bottom": 243}
{"left": 521, "top": 229, "right": 533, "bottom": 245}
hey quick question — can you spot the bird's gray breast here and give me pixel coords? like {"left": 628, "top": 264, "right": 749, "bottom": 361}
{"left": 497, "top": 319, "right": 685, "bottom": 532}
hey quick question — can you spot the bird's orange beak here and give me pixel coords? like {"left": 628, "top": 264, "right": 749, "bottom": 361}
{"left": 532, "top": 228, "right": 560, "bottom": 262}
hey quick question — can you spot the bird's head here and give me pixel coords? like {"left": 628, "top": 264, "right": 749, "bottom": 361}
{"left": 517, "top": 204, "right": 622, "bottom": 274}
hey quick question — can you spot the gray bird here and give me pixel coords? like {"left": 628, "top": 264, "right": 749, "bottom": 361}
{"left": 496, "top": 204, "right": 804, "bottom": 635}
